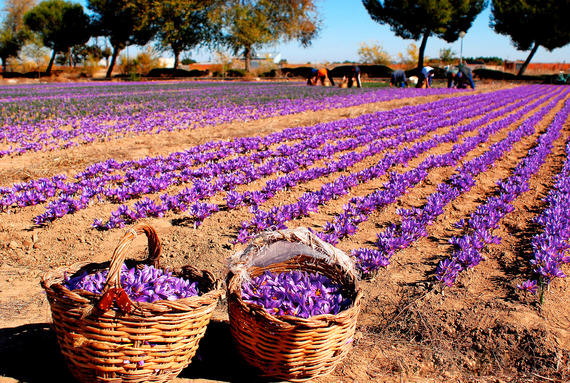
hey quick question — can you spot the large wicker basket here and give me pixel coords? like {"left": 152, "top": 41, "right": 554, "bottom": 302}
{"left": 227, "top": 228, "right": 363, "bottom": 382}
{"left": 41, "top": 223, "right": 224, "bottom": 383}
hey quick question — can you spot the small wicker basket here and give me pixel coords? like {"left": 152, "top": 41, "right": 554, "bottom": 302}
{"left": 41, "top": 223, "right": 224, "bottom": 383}
{"left": 227, "top": 228, "right": 363, "bottom": 382}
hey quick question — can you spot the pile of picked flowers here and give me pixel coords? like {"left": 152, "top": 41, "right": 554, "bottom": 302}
{"left": 64, "top": 264, "right": 200, "bottom": 303}
{"left": 241, "top": 270, "right": 351, "bottom": 318}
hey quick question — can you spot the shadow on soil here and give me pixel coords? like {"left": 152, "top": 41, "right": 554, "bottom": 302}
{"left": 0, "top": 323, "right": 76, "bottom": 382}
{"left": 0, "top": 320, "right": 274, "bottom": 383}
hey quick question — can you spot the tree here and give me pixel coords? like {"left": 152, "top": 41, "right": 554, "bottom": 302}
{"left": 362, "top": 0, "right": 487, "bottom": 69}
{"left": 120, "top": 46, "right": 161, "bottom": 76}
{"left": 211, "top": 49, "right": 232, "bottom": 77}
{"left": 398, "top": 42, "right": 419, "bottom": 69}
{"left": 0, "top": 0, "right": 36, "bottom": 73}
{"left": 135, "top": 0, "right": 220, "bottom": 70}
{"left": 88, "top": 0, "right": 154, "bottom": 78}
{"left": 214, "top": 0, "right": 321, "bottom": 72}
{"left": 59, "top": 44, "right": 104, "bottom": 67}
{"left": 357, "top": 40, "right": 392, "bottom": 64}
{"left": 491, "top": 0, "right": 570, "bottom": 76}
{"left": 21, "top": 36, "right": 49, "bottom": 75}
{"left": 439, "top": 47, "right": 457, "bottom": 64}
{"left": 24, "top": 0, "right": 91, "bottom": 75}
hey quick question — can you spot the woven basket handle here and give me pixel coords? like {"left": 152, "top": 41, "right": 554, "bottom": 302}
{"left": 103, "top": 223, "right": 162, "bottom": 292}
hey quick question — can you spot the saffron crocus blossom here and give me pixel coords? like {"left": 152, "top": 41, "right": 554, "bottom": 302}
{"left": 516, "top": 280, "right": 538, "bottom": 294}
{"left": 64, "top": 264, "right": 200, "bottom": 303}
{"left": 241, "top": 270, "right": 351, "bottom": 318}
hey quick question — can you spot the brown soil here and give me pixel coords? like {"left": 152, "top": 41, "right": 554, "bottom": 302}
{"left": 1, "top": 81, "right": 569, "bottom": 383}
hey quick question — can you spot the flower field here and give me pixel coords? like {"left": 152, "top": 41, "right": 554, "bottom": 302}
{"left": 0, "top": 80, "right": 569, "bottom": 382}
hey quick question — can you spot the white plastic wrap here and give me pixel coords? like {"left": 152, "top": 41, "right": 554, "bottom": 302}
{"left": 228, "top": 227, "right": 357, "bottom": 283}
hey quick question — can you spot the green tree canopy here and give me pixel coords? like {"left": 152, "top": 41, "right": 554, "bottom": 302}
{"left": 439, "top": 47, "right": 458, "bottom": 64}
{"left": 362, "top": 0, "right": 487, "bottom": 69}
{"left": 24, "top": 0, "right": 90, "bottom": 74}
{"left": 491, "top": 0, "right": 570, "bottom": 76}
{"left": 135, "top": 0, "right": 221, "bottom": 70}
{"left": 214, "top": 0, "right": 321, "bottom": 72}
{"left": 88, "top": 0, "right": 154, "bottom": 78}
{"left": 0, "top": 0, "right": 36, "bottom": 73}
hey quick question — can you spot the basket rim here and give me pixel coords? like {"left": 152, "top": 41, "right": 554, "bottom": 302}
{"left": 226, "top": 255, "right": 363, "bottom": 327}
{"left": 42, "top": 257, "right": 225, "bottom": 314}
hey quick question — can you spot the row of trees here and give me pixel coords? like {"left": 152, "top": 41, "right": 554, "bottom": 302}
{"left": 362, "top": 0, "right": 570, "bottom": 76}
{"left": 0, "top": 0, "right": 321, "bottom": 77}
{"left": 1, "top": 0, "right": 568, "bottom": 78}
{"left": 357, "top": 41, "right": 469, "bottom": 68}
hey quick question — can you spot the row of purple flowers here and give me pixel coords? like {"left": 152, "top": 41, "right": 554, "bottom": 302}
{"left": 521, "top": 122, "right": 570, "bottom": 296}
{"left": 436, "top": 96, "right": 570, "bottom": 289}
{"left": 0, "top": 81, "right": 460, "bottom": 157}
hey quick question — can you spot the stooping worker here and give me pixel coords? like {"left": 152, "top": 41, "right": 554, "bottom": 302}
{"left": 390, "top": 69, "right": 407, "bottom": 88}
{"left": 316, "top": 67, "right": 335, "bottom": 86}
{"left": 307, "top": 67, "right": 335, "bottom": 86}
{"left": 417, "top": 65, "right": 434, "bottom": 88}
{"left": 454, "top": 64, "right": 475, "bottom": 89}
{"left": 444, "top": 65, "right": 458, "bottom": 88}
{"left": 346, "top": 65, "right": 361, "bottom": 88}
{"left": 307, "top": 68, "right": 318, "bottom": 85}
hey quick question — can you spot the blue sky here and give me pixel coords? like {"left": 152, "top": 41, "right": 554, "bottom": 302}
{"left": 190, "top": 0, "right": 570, "bottom": 64}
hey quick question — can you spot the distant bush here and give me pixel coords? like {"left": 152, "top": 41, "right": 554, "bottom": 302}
{"left": 259, "top": 69, "right": 277, "bottom": 78}
{"left": 146, "top": 68, "right": 209, "bottom": 78}
{"left": 24, "top": 71, "right": 61, "bottom": 78}
{"left": 359, "top": 65, "right": 393, "bottom": 78}
{"left": 472, "top": 68, "right": 548, "bottom": 82}
{"left": 473, "top": 69, "right": 516, "bottom": 80}
{"left": 281, "top": 66, "right": 315, "bottom": 78}
{"left": 226, "top": 69, "right": 248, "bottom": 77}
{"left": 1, "top": 72, "right": 24, "bottom": 78}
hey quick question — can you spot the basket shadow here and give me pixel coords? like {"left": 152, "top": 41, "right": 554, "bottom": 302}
{"left": 180, "top": 320, "right": 275, "bottom": 383}
{"left": 0, "top": 323, "right": 76, "bottom": 382}
{"left": 0, "top": 321, "right": 275, "bottom": 383}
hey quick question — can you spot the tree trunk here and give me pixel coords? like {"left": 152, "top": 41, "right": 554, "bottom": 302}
{"left": 417, "top": 31, "right": 430, "bottom": 70}
{"left": 106, "top": 45, "right": 120, "bottom": 78}
{"left": 1, "top": 58, "right": 6, "bottom": 74}
{"left": 244, "top": 46, "right": 251, "bottom": 73}
{"left": 517, "top": 42, "right": 539, "bottom": 77}
{"left": 45, "top": 49, "right": 56, "bottom": 75}
{"left": 173, "top": 48, "right": 179, "bottom": 70}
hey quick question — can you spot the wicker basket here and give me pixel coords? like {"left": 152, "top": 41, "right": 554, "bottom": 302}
{"left": 41, "top": 223, "right": 224, "bottom": 383}
{"left": 227, "top": 228, "right": 363, "bottom": 382}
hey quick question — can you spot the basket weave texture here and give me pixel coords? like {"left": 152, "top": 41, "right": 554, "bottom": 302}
{"left": 41, "top": 223, "right": 224, "bottom": 383}
{"left": 227, "top": 227, "right": 363, "bottom": 382}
